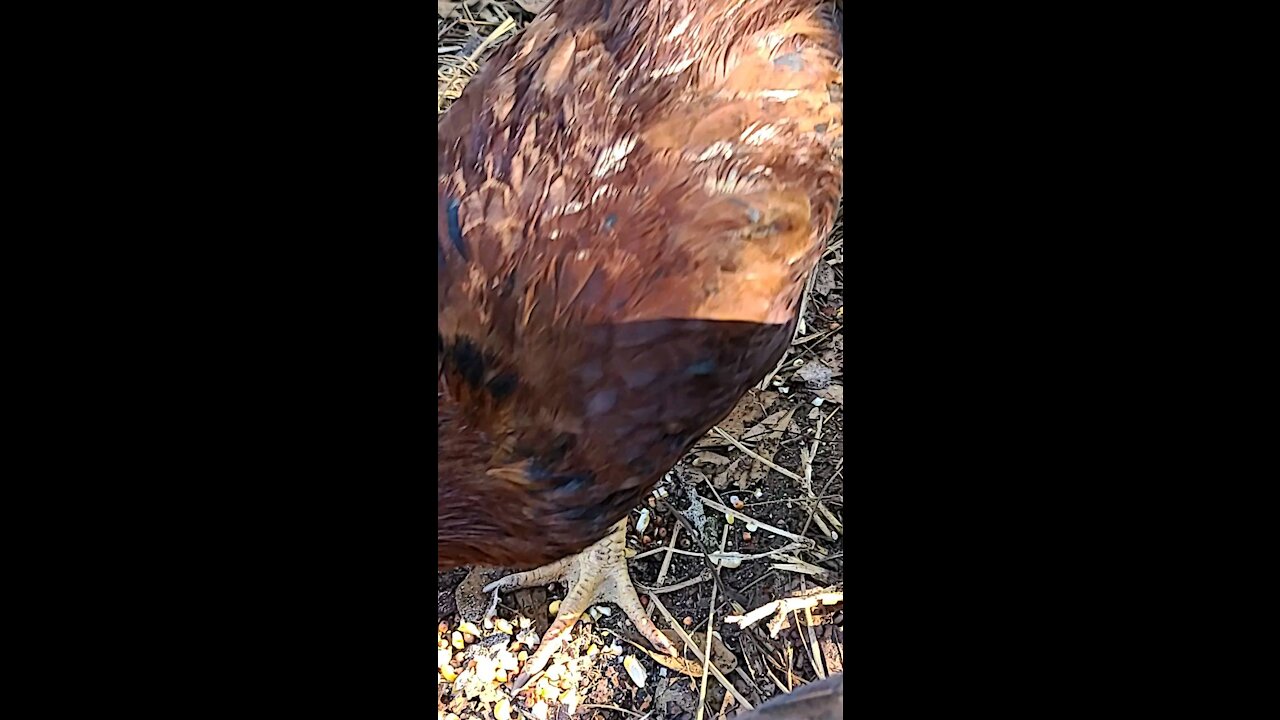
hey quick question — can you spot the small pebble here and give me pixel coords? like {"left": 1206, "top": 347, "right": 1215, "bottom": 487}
{"left": 548, "top": 600, "right": 561, "bottom": 616}
{"left": 451, "top": 631, "right": 465, "bottom": 650}
{"left": 438, "top": 622, "right": 448, "bottom": 634}
{"left": 683, "top": 616, "right": 694, "bottom": 627}
{"left": 742, "top": 532, "right": 752, "bottom": 541}
{"left": 812, "top": 397, "right": 824, "bottom": 406}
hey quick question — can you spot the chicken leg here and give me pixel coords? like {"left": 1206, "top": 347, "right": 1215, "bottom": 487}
{"left": 483, "top": 518, "right": 677, "bottom": 688}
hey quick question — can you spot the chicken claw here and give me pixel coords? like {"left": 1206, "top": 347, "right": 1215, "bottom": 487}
{"left": 483, "top": 518, "right": 677, "bottom": 688}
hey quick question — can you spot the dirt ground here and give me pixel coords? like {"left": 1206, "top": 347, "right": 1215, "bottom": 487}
{"left": 438, "top": 4, "right": 844, "bottom": 718}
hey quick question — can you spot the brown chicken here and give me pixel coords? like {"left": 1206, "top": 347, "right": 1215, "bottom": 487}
{"left": 438, "top": 0, "right": 842, "bottom": 687}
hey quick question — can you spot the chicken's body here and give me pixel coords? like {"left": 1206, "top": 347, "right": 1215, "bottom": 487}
{"left": 438, "top": 0, "right": 842, "bottom": 686}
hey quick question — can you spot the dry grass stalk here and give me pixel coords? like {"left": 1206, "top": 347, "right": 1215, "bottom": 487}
{"left": 712, "top": 426, "right": 803, "bottom": 482}
{"left": 724, "top": 591, "right": 844, "bottom": 638}
{"left": 697, "top": 495, "right": 811, "bottom": 545}
{"left": 694, "top": 523, "right": 729, "bottom": 720}
{"left": 646, "top": 592, "right": 754, "bottom": 710}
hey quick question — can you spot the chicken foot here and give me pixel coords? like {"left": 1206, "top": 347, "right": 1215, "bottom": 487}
{"left": 483, "top": 518, "right": 677, "bottom": 689}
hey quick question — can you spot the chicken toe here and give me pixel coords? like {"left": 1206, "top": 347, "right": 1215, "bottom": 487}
{"left": 484, "top": 517, "right": 677, "bottom": 688}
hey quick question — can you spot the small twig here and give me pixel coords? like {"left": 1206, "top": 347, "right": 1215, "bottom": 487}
{"left": 803, "top": 605, "right": 826, "bottom": 679}
{"left": 764, "top": 661, "right": 791, "bottom": 694}
{"left": 786, "top": 645, "right": 795, "bottom": 692}
{"left": 738, "top": 568, "right": 778, "bottom": 595}
{"left": 791, "top": 327, "right": 840, "bottom": 347}
{"left": 697, "top": 495, "right": 813, "bottom": 546}
{"left": 694, "top": 524, "right": 728, "bottom": 720}
{"left": 637, "top": 541, "right": 807, "bottom": 563}
{"left": 724, "top": 591, "right": 844, "bottom": 636}
{"left": 799, "top": 459, "right": 842, "bottom": 541}
{"left": 464, "top": 15, "right": 515, "bottom": 63}
{"left": 657, "top": 497, "right": 748, "bottom": 609}
{"left": 581, "top": 704, "right": 651, "bottom": 719}
{"left": 636, "top": 570, "right": 710, "bottom": 595}
{"left": 646, "top": 593, "right": 754, "bottom": 710}
{"left": 768, "top": 556, "right": 829, "bottom": 576}
{"left": 713, "top": 427, "right": 803, "bottom": 482}
{"left": 798, "top": 413, "right": 842, "bottom": 545}
{"left": 744, "top": 493, "right": 843, "bottom": 507}
{"left": 643, "top": 521, "right": 682, "bottom": 619}
{"left": 817, "top": 503, "right": 843, "bottom": 532}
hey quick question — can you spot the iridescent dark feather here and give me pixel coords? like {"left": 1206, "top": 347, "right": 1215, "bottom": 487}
{"left": 438, "top": 0, "right": 843, "bottom": 570}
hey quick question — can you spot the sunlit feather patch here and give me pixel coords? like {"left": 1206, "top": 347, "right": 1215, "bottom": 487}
{"left": 740, "top": 123, "right": 780, "bottom": 145}
{"left": 649, "top": 56, "right": 696, "bottom": 79}
{"left": 591, "top": 136, "right": 638, "bottom": 178}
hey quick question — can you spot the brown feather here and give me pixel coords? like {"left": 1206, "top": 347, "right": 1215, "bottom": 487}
{"left": 438, "top": 0, "right": 842, "bottom": 570}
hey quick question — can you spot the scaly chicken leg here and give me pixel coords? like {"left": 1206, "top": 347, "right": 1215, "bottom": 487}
{"left": 484, "top": 518, "right": 676, "bottom": 688}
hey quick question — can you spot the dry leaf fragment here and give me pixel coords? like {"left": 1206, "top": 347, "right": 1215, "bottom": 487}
{"left": 795, "top": 360, "right": 834, "bottom": 390}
